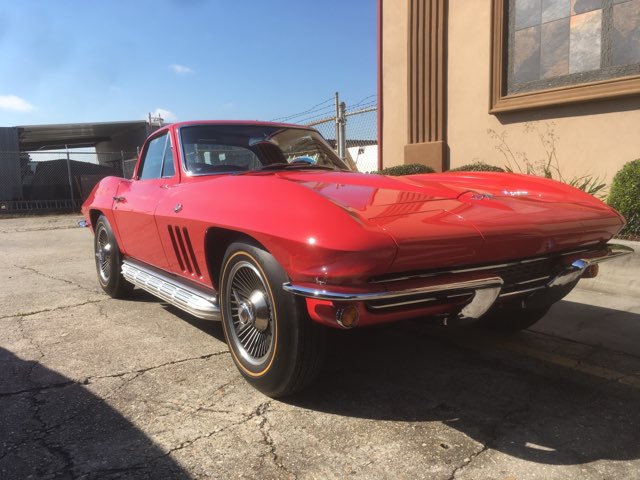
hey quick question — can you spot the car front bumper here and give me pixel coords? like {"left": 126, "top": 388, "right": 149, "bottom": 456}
{"left": 284, "top": 243, "right": 634, "bottom": 328}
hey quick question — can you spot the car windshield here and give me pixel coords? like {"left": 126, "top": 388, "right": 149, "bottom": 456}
{"left": 180, "top": 124, "right": 352, "bottom": 175}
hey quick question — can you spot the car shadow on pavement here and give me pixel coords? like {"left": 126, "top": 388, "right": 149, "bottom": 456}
{"left": 534, "top": 299, "right": 640, "bottom": 357}
{"left": 287, "top": 305, "right": 640, "bottom": 467}
{"left": 0, "top": 347, "right": 191, "bottom": 479}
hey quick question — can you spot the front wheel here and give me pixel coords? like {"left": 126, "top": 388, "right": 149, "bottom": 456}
{"left": 220, "top": 241, "right": 325, "bottom": 397}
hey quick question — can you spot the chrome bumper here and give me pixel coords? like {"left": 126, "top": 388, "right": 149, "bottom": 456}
{"left": 283, "top": 243, "right": 634, "bottom": 321}
{"left": 283, "top": 277, "right": 504, "bottom": 321}
{"left": 547, "top": 243, "right": 634, "bottom": 288}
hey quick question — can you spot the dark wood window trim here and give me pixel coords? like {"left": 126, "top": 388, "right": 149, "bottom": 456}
{"left": 490, "top": 0, "right": 640, "bottom": 114}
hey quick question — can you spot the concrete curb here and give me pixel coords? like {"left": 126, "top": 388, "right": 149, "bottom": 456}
{"left": 576, "top": 239, "right": 640, "bottom": 298}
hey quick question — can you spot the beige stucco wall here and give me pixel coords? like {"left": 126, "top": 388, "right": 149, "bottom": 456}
{"left": 381, "top": 1, "right": 409, "bottom": 168}
{"left": 447, "top": 0, "right": 640, "bottom": 184}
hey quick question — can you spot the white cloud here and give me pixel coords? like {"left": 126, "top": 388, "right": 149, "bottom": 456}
{"left": 169, "top": 64, "right": 194, "bottom": 75}
{"left": 0, "top": 95, "right": 35, "bottom": 113}
{"left": 152, "top": 108, "right": 177, "bottom": 122}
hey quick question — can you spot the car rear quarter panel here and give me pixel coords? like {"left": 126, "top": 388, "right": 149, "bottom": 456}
{"left": 81, "top": 176, "right": 125, "bottom": 246}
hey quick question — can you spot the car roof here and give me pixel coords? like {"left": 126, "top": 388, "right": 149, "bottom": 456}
{"left": 168, "top": 120, "right": 312, "bottom": 130}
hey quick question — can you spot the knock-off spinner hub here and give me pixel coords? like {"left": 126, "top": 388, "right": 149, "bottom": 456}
{"left": 238, "top": 290, "right": 270, "bottom": 332}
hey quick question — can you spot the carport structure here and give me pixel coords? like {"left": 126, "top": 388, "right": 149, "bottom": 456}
{"left": 0, "top": 120, "right": 159, "bottom": 212}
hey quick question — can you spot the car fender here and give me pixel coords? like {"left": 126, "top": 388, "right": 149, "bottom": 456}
{"left": 154, "top": 174, "right": 399, "bottom": 286}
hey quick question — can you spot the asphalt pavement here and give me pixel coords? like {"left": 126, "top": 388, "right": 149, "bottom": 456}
{"left": 1, "top": 215, "right": 639, "bottom": 480}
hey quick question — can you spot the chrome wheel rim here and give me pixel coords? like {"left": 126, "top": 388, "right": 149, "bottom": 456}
{"left": 226, "top": 260, "right": 274, "bottom": 366}
{"left": 95, "top": 225, "right": 112, "bottom": 283}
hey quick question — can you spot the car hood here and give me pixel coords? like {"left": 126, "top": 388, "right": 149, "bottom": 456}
{"left": 282, "top": 171, "right": 624, "bottom": 270}
{"left": 281, "top": 170, "right": 464, "bottom": 213}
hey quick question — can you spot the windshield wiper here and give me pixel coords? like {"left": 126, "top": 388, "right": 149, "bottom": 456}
{"left": 258, "top": 162, "right": 336, "bottom": 171}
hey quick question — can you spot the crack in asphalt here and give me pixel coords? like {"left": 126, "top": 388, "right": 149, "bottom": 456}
{"left": 445, "top": 404, "right": 533, "bottom": 480}
{"left": 254, "top": 401, "right": 297, "bottom": 479}
{"left": 0, "top": 381, "right": 76, "bottom": 399}
{"left": 0, "top": 352, "right": 228, "bottom": 398}
{"left": 0, "top": 351, "right": 233, "bottom": 477}
{"left": 113, "top": 400, "right": 279, "bottom": 475}
{"left": 139, "top": 380, "right": 239, "bottom": 418}
{"left": 11, "top": 263, "right": 100, "bottom": 295}
{"left": 87, "top": 351, "right": 230, "bottom": 383}
{"left": 8, "top": 366, "right": 77, "bottom": 476}
{"left": 126, "top": 400, "right": 298, "bottom": 478}
{"left": 1, "top": 299, "right": 105, "bottom": 321}
{"left": 0, "top": 224, "right": 83, "bottom": 234}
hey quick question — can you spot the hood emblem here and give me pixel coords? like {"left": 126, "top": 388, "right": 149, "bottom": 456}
{"left": 502, "top": 190, "right": 529, "bottom": 197}
{"left": 470, "top": 192, "right": 494, "bottom": 200}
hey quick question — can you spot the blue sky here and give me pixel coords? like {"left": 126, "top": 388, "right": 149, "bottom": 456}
{"left": 0, "top": 0, "right": 376, "bottom": 126}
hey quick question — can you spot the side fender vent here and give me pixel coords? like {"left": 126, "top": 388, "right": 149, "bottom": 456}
{"left": 168, "top": 225, "right": 201, "bottom": 276}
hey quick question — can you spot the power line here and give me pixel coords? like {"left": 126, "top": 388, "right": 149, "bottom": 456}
{"left": 271, "top": 96, "right": 335, "bottom": 122}
{"left": 272, "top": 94, "right": 377, "bottom": 125}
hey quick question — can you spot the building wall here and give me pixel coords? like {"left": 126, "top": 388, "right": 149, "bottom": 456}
{"left": 380, "top": 0, "right": 640, "bottom": 182}
{"left": 381, "top": 0, "right": 409, "bottom": 168}
{"left": 447, "top": 0, "right": 640, "bottom": 182}
{"left": 0, "top": 127, "right": 22, "bottom": 201}
{"left": 95, "top": 123, "right": 152, "bottom": 165}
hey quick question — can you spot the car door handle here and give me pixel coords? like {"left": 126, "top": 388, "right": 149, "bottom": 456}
{"left": 113, "top": 196, "right": 126, "bottom": 203}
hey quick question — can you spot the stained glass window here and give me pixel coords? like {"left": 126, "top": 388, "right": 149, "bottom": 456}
{"left": 507, "top": 0, "right": 640, "bottom": 94}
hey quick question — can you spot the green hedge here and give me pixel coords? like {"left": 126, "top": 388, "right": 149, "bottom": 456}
{"left": 378, "top": 163, "right": 435, "bottom": 176}
{"left": 449, "top": 162, "right": 505, "bottom": 172}
{"left": 608, "top": 159, "right": 640, "bottom": 236}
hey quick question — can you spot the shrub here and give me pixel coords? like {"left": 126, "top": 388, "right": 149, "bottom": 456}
{"left": 378, "top": 163, "right": 435, "bottom": 176}
{"left": 566, "top": 175, "right": 607, "bottom": 198}
{"left": 488, "top": 122, "right": 606, "bottom": 197}
{"left": 608, "top": 159, "right": 640, "bottom": 236}
{"left": 449, "top": 162, "right": 505, "bottom": 172}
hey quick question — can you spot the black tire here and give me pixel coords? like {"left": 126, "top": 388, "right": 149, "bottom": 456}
{"left": 479, "top": 303, "right": 551, "bottom": 332}
{"left": 220, "top": 241, "right": 325, "bottom": 397}
{"left": 94, "top": 215, "right": 133, "bottom": 299}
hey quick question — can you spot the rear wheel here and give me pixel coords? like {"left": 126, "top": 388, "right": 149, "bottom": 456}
{"left": 220, "top": 241, "right": 325, "bottom": 397}
{"left": 94, "top": 215, "right": 133, "bottom": 299}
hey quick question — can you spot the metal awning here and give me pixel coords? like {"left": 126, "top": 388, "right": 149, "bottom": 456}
{"left": 17, "top": 120, "right": 150, "bottom": 151}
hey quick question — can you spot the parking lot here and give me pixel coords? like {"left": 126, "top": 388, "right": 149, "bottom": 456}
{"left": 1, "top": 215, "right": 640, "bottom": 479}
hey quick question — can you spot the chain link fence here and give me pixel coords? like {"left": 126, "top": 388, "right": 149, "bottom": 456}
{"left": 0, "top": 150, "right": 136, "bottom": 215}
{"left": 307, "top": 105, "right": 378, "bottom": 173}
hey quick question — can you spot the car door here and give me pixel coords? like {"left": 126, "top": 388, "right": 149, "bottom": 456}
{"left": 112, "top": 130, "right": 178, "bottom": 270}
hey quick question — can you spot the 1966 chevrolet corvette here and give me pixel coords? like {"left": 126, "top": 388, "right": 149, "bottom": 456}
{"left": 82, "top": 121, "right": 632, "bottom": 397}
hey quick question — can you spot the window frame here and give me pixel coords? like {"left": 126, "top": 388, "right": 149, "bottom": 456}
{"left": 490, "top": 0, "right": 640, "bottom": 113}
{"left": 137, "top": 131, "right": 175, "bottom": 180}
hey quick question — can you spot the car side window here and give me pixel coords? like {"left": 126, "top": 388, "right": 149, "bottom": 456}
{"left": 139, "top": 133, "right": 174, "bottom": 180}
{"left": 161, "top": 140, "right": 175, "bottom": 178}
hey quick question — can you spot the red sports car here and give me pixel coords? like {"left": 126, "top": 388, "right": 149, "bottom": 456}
{"left": 81, "top": 121, "right": 632, "bottom": 397}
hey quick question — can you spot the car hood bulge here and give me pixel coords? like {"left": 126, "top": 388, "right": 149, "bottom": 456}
{"left": 283, "top": 171, "right": 486, "bottom": 268}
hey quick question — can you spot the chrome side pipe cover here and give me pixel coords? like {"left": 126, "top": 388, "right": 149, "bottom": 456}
{"left": 121, "top": 261, "right": 220, "bottom": 321}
